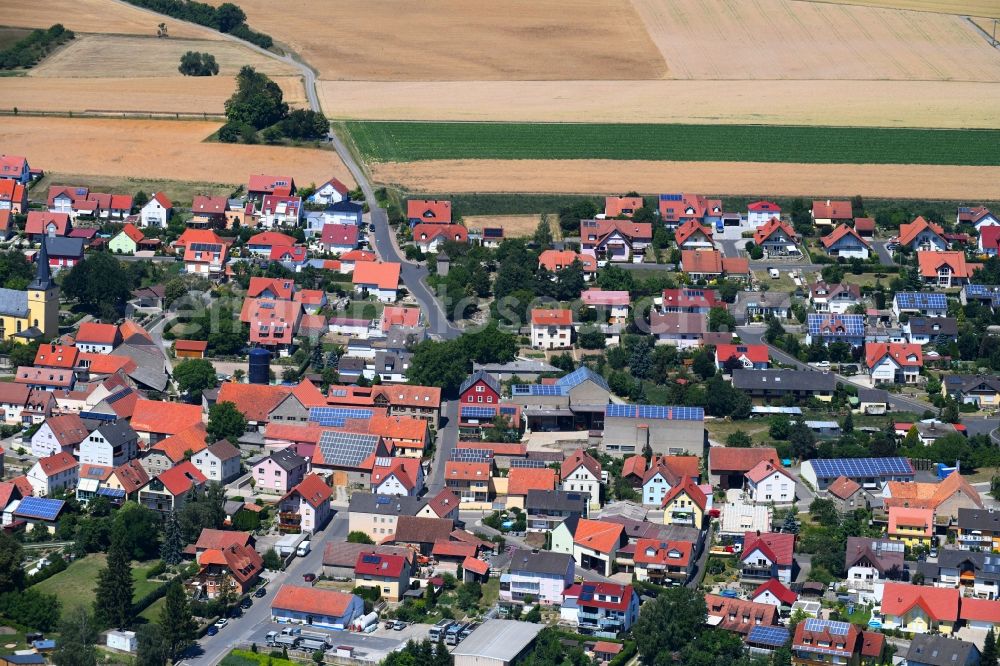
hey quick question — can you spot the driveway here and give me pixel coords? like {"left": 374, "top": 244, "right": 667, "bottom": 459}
{"left": 871, "top": 241, "right": 897, "bottom": 266}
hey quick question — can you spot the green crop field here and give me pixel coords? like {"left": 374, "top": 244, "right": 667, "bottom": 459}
{"left": 342, "top": 121, "right": 1000, "bottom": 166}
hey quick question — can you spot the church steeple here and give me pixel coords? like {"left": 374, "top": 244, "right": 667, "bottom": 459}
{"left": 29, "top": 238, "right": 51, "bottom": 291}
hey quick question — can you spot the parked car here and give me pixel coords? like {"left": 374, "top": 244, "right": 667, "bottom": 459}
{"left": 206, "top": 626, "right": 218, "bottom": 636}
{"left": 255, "top": 587, "right": 267, "bottom": 598}
{"left": 303, "top": 573, "right": 316, "bottom": 583}
{"left": 393, "top": 621, "right": 408, "bottom": 631}
{"left": 240, "top": 598, "right": 252, "bottom": 609}
{"left": 385, "top": 621, "right": 396, "bottom": 630}
{"left": 214, "top": 619, "right": 228, "bottom": 629}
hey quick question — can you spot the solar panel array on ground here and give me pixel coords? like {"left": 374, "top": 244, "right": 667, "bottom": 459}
{"left": 895, "top": 292, "right": 947, "bottom": 310}
{"left": 605, "top": 404, "right": 704, "bottom": 421}
{"left": 309, "top": 407, "right": 374, "bottom": 426}
{"left": 317, "top": 430, "right": 379, "bottom": 468}
{"left": 809, "top": 457, "right": 913, "bottom": 479}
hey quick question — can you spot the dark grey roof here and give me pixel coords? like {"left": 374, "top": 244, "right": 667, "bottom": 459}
{"left": 385, "top": 326, "right": 425, "bottom": 351}
{"left": 95, "top": 419, "right": 138, "bottom": 447}
{"left": 374, "top": 351, "right": 410, "bottom": 374}
{"left": 460, "top": 369, "right": 501, "bottom": 396}
{"left": 905, "top": 634, "right": 979, "bottom": 666}
{"left": 958, "top": 508, "right": 1000, "bottom": 532}
{"left": 508, "top": 548, "right": 573, "bottom": 576}
{"left": 732, "top": 369, "right": 837, "bottom": 392}
{"left": 856, "top": 387, "right": 888, "bottom": 403}
{"left": 348, "top": 492, "right": 423, "bottom": 516}
{"left": 111, "top": 343, "right": 168, "bottom": 391}
{"left": 844, "top": 537, "right": 904, "bottom": 574}
{"left": 525, "top": 489, "right": 588, "bottom": 513}
{"left": 908, "top": 317, "right": 957, "bottom": 336}
{"left": 338, "top": 356, "right": 365, "bottom": 372}
{"left": 269, "top": 447, "right": 306, "bottom": 471}
{"left": 0, "top": 287, "right": 28, "bottom": 317}
{"left": 29, "top": 235, "right": 51, "bottom": 291}
{"left": 932, "top": 548, "right": 1000, "bottom": 582}
{"left": 207, "top": 439, "right": 240, "bottom": 460}
{"left": 327, "top": 200, "right": 362, "bottom": 214}
{"left": 945, "top": 374, "right": 1000, "bottom": 395}
{"left": 44, "top": 236, "right": 84, "bottom": 257}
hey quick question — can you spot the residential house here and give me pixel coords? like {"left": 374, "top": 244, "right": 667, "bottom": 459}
{"left": 139, "top": 461, "right": 206, "bottom": 512}
{"left": 26, "top": 451, "right": 78, "bottom": 496}
{"left": 747, "top": 201, "right": 781, "bottom": 227}
{"left": 139, "top": 192, "right": 172, "bottom": 228}
{"left": 270, "top": 585, "right": 363, "bottom": 630}
{"left": 811, "top": 281, "right": 862, "bottom": 314}
{"left": 632, "top": 538, "right": 695, "bottom": 586}
{"left": 905, "top": 317, "right": 958, "bottom": 346}
{"left": 943, "top": 375, "right": 1000, "bottom": 409}
{"left": 744, "top": 461, "right": 796, "bottom": 505}
{"left": 444, "top": 461, "right": 494, "bottom": 505}
{"left": 715, "top": 344, "right": 769, "bottom": 370}
{"left": 191, "top": 440, "right": 241, "bottom": 484}
{"left": 353, "top": 551, "right": 411, "bottom": 603}
{"left": 883, "top": 472, "right": 982, "bottom": 523}
{"left": 254, "top": 449, "right": 308, "bottom": 495}
{"left": 106, "top": 459, "right": 150, "bottom": 500}
{"left": 130, "top": 399, "right": 203, "bottom": 446}
{"left": 412, "top": 223, "right": 468, "bottom": 253}
{"left": 30, "top": 413, "right": 88, "bottom": 458}
{"left": 680, "top": 248, "right": 749, "bottom": 281}
{"left": 917, "top": 549, "right": 1000, "bottom": 600}
{"left": 506, "top": 467, "right": 557, "bottom": 510}
{"left": 142, "top": 424, "right": 208, "bottom": 478}
{"left": 309, "top": 178, "right": 350, "bottom": 206}
{"left": 844, "top": 537, "right": 906, "bottom": 596}
{"left": 887, "top": 506, "right": 934, "bottom": 547}
{"left": 753, "top": 218, "right": 799, "bottom": 256}
{"left": 751, "top": 578, "right": 798, "bottom": 610}
{"left": 805, "top": 313, "right": 866, "bottom": 347}
{"left": 741, "top": 531, "right": 795, "bottom": 585}
{"left": 674, "top": 220, "right": 715, "bottom": 250}
{"left": 406, "top": 199, "right": 451, "bottom": 226}
{"left": 190, "top": 543, "right": 263, "bottom": 600}
{"left": 880, "top": 582, "right": 959, "bottom": 634}
{"left": 79, "top": 420, "right": 138, "bottom": 467}
{"left": 959, "top": 206, "right": 1000, "bottom": 231}
{"left": 580, "top": 219, "right": 652, "bottom": 263}
{"left": 501, "top": 549, "right": 575, "bottom": 606}
{"left": 25, "top": 211, "right": 70, "bottom": 241}
{"left": 0, "top": 384, "right": 30, "bottom": 426}
{"left": 561, "top": 449, "right": 602, "bottom": 510}
{"left": 0, "top": 179, "right": 27, "bottom": 215}
{"left": 641, "top": 455, "right": 700, "bottom": 506}
{"left": 893, "top": 292, "right": 949, "bottom": 318}
{"left": 978, "top": 226, "right": 1000, "bottom": 256}
{"left": 854, "top": 216, "right": 876, "bottom": 237}
{"left": 791, "top": 618, "right": 884, "bottom": 666}
{"left": 278, "top": 474, "right": 332, "bottom": 534}
{"left": 660, "top": 479, "right": 708, "bottom": 529}
{"left": 109, "top": 223, "right": 145, "bottom": 255}
{"left": 811, "top": 200, "right": 853, "bottom": 228}
{"left": 561, "top": 582, "right": 639, "bottom": 638}
{"left": 247, "top": 231, "right": 296, "bottom": 256}
{"left": 319, "top": 224, "right": 359, "bottom": 254}
{"left": 346, "top": 493, "right": 424, "bottom": 542}
{"left": 957, "top": 508, "right": 1000, "bottom": 551}
{"left": 821, "top": 223, "right": 871, "bottom": 258}
{"left": 248, "top": 174, "right": 295, "bottom": 202}
{"left": 370, "top": 456, "right": 423, "bottom": 496}
{"left": 605, "top": 196, "right": 643, "bottom": 218}
{"left": 0, "top": 154, "right": 30, "bottom": 184}
{"left": 906, "top": 635, "right": 980, "bottom": 666}
{"left": 918, "top": 251, "right": 975, "bottom": 288}
{"left": 865, "top": 342, "right": 923, "bottom": 384}
{"left": 538, "top": 250, "right": 597, "bottom": 278}
{"left": 660, "top": 287, "right": 723, "bottom": 314}
{"left": 189, "top": 196, "right": 228, "bottom": 228}
{"left": 708, "top": 447, "right": 780, "bottom": 489}
{"left": 567, "top": 518, "right": 625, "bottom": 576}
{"left": 705, "top": 594, "right": 779, "bottom": 637}
{"left": 530, "top": 308, "right": 573, "bottom": 350}
{"left": 827, "top": 477, "right": 883, "bottom": 514}
{"left": 649, "top": 311, "right": 706, "bottom": 348}
{"left": 526, "top": 489, "right": 589, "bottom": 532}
{"left": 899, "top": 217, "right": 948, "bottom": 252}
{"left": 352, "top": 262, "right": 401, "bottom": 303}
{"left": 390, "top": 515, "right": 455, "bottom": 556}
{"left": 658, "top": 193, "right": 722, "bottom": 228}
{"left": 183, "top": 237, "right": 227, "bottom": 278}
{"left": 260, "top": 195, "right": 302, "bottom": 228}
{"left": 736, "top": 290, "right": 793, "bottom": 323}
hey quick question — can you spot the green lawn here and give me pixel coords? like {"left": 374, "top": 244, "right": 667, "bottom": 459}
{"left": 32, "top": 555, "right": 163, "bottom": 615}
{"left": 222, "top": 651, "right": 297, "bottom": 666}
{"left": 343, "top": 121, "right": 1000, "bottom": 166}
{"left": 29, "top": 173, "right": 236, "bottom": 208}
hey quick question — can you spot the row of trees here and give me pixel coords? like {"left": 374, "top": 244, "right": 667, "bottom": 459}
{"left": 0, "top": 24, "right": 74, "bottom": 70}
{"left": 123, "top": 0, "right": 273, "bottom": 48}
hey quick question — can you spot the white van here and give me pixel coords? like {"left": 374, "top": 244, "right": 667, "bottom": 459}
{"left": 296, "top": 541, "right": 311, "bottom": 556}
{"left": 769, "top": 268, "right": 780, "bottom": 279}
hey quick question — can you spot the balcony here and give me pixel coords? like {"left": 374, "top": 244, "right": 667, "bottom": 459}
{"left": 278, "top": 512, "right": 301, "bottom": 533}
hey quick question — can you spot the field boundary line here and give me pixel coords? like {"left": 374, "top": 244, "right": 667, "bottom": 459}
{"left": 0, "top": 109, "right": 225, "bottom": 121}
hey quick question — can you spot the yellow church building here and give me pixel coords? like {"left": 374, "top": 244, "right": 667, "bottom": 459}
{"left": 0, "top": 241, "right": 59, "bottom": 342}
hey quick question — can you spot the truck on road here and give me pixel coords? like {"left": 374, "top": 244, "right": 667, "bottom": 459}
{"left": 267, "top": 627, "right": 301, "bottom": 648}
{"left": 298, "top": 631, "right": 330, "bottom": 651}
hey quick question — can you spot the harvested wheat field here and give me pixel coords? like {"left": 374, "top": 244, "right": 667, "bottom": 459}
{"left": 794, "top": 0, "right": 1000, "bottom": 18}
{"left": 371, "top": 160, "right": 1000, "bottom": 201}
{"left": 632, "top": 0, "right": 1000, "bottom": 81}
{"left": 220, "top": 0, "right": 665, "bottom": 80}
{"left": 0, "top": 117, "right": 353, "bottom": 188}
{"left": 463, "top": 214, "right": 550, "bottom": 238}
{"left": 31, "top": 35, "right": 298, "bottom": 78}
{"left": 0, "top": 76, "right": 305, "bottom": 114}
{"left": 6, "top": 0, "right": 219, "bottom": 39}
{"left": 320, "top": 79, "right": 1000, "bottom": 129}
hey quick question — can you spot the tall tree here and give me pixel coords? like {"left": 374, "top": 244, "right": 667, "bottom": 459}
{"left": 94, "top": 538, "right": 134, "bottom": 629}
{"left": 633, "top": 587, "right": 707, "bottom": 665}
{"left": 160, "top": 582, "right": 197, "bottom": 661}
{"left": 207, "top": 400, "right": 247, "bottom": 443}
{"left": 984, "top": 628, "right": 998, "bottom": 666}
{"left": 62, "top": 253, "right": 132, "bottom": 318}
{"left": 136, "top": 623, "right": 170, "bottom": 666}
{"left": 173, "top": 358, "right": 218, "bottom": 401}
{"left": 0, "top": 532, "right": 25, "bottom": 592}
{"left": 52, "top": 608, "right": 98, "bottom": 666}
{"left": 224, "top": 66, "right": 288, "bottom": 130}
{"left": 160, "top": 511, "right": 184, "bottom": 566}
{"left": 112, "top": 502, "right": 161, "bottom": 561}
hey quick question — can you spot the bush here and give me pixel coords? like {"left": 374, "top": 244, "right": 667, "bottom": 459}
{"left": 178, "top": 51, "right": 219, "bottom": 76}
{"left": 146, "top": 560, "right": 168, "bottom": 579}
{"left": 0, "top": 24, "right": 75, "bottom": 70}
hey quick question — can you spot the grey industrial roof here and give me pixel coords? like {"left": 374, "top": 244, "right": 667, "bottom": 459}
{"left": 0, "top": 287, "right": 28, "bottom": 317}
{"left": 507, "top": 548, "right": 573, "bottom": 576}
{"left": 451, "top": 620, "right": 544, "bottom": 662}
{"left": 731, "top": 369, "right": 837, "bottom": 392}
{"left": 474, "top": 360, "right": 560, "bottom": 374}
{"left": 348, "top": 492, "right": 423, "bottom": 516}
{"left": 905, "top": 634, "right": 979, "bottom": 666}
{"left": 525, "top": 489, "right": 589, "bottom": 513}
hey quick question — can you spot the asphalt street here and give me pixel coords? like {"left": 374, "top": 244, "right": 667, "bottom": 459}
{"left": 427, "top": 400, "right": 459, "bottom": 495}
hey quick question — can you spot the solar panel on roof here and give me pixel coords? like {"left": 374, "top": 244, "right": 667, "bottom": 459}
{"left": 660, "top": 194, "right": 683, "bottom": 201}
{"left": 509, "top": 459, "right": 546, "bottom": 469}
{"left": 317, "top": 430, "right": 379, "bottom": 468}
{"left": 605, "top": 404, "right": 704, "bottom": 421}
{"left": 748, "top": 626, "right": 789, "bottom": 648}
{"left": 810, "top": 457, "right": 912, "bottom": 479}
{"left": 461, "top": 406, "right": 496, "bottom": 419}
{"left": 806, "top": 313, "right": 865, "bottom": 336}
{"left": 895, "top": 292, "right": 947, "bottom": 310}
{"left": 500, "top": 406, "right": 517, "bottom": 415}
{"left": 451, "top": 448, "right": 493, "bottom": 462}
{"left": 106, "top": 388, "right": 133, "bottom": 404}
{"left": 376, "top": 495, "right": 390, "bottom": 505}
{"left": 804, "top": 619, "right": 851, "bottom": 635}
{"left": 97, "top": 488, "right": 126, "bottom": 498}
{"left": 362, "top": 554, "right": 380, "bottom": 564}
{"left": 14, "top": 497, "right": 64, "bottom": 521}
{"left": 310, "top": 407, "right": 374, "bottom": 426}
{"left": 190, "top": 243, "right": 221, "bottom": 252}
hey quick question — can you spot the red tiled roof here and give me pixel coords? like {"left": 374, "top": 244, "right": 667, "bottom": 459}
{"left": 752, "top": 578, "right": 798, "bottom": 605}
{"left": 828, "top": 476, "right": 862, "bottom": 500}
{"left": 156, "top": 460, "right": 206, "bottom": 496}
{"left": 34, "top": 344, "right": 79, "bottom": 369}
{"left": 264, "top": 422, "right": 324, "bottom": 445}
{"left": 407, "top": 199, "right": 451, "bottom": 223}
{"left": 633, "top": 538, "right": 693, "bottom": 567}
{"left": 854, "top": 217, "right": 875, "bottom": 232}
{"left": 741, "top": 531, "right": 794, "bottom": 566}
{"left": 899, "top": 216, "right": 945, "bottom": 246}
{"left": 681, "top": 248, "right": 723, "bottom": 274}
{"left": 76, "top": 322, "right": 120, "bottom": 346}
{"left": 660, "top": 478, "right": 708, "bottom": 510}
{"left": 199, "top": 542, "right": 262, "bottom": 585}
{"left": 269, "top": 245, "right": 307, "bottom": 262}
{"left": 248, "top": 277, "right": 295, "bottom": 300}
{"left": 272, "top": 584, "right": 355, "bottom": 617}
{"left": 217, "top": 382, "right": 291, "bottom": 423}
{"left": 174, "top": 340, "right": 209, "bottom": 353}
{"left": 381, "top": 306, "right": 420, "bottom": 331}
{"left": 918, "top": 251, "right": 973, "bottom": 279}
{"left": 705, "top": 594, "right": 779, "bottom": 635}
{"left": 507, "top": 467, "right": 557, "bottom": 496}
{"left": 446, "top": 461, "right": 491, "bottom": 482}
{"left": 352, "top": 262, "right": 401, "bottom": 290}
{"left": 80, "top": 354, "right": 136, "bottom": 377}
{"left": 412, "top": 223, "right": 468, "bottom": 245}
{"left": 709, "top": 447, "right": 779, "bottom": 474}
{"left": 0, "top": 481, "right": 20, "bottom": 510}
{"left": 538, "top": 249, "right": 597, "bottom": 273}
{"left": 283, "top": 473, "right": 332, "bottom": 509}
{"left": 753, "top": 217, "right": 796, "bottom": 245}
{"left": 888, "top": 506, "right": 933, "bottom": 536}
{"left": 530, "top": 309, "right": 572, "bottom": 326}
{"left": 131, "top": 399, "right": 203, "bottom": 436}
{"left": 119, "top": 223, "right": 144, "bottom": 243}
{"left": 191, "top": 195, "right": 228, "bottom": 214}
{"left": 241, "top": 298, "right": 302, "bottom": 346}
{"left": 26, "top": 211, "right": 70, "bottom": 236}
{"left": 561, "top": 449, "right": 601, "bottom": 481}
{"left": 981, "top": 226, "right": 1000, "bottom": 253}
{"left": 174, "top": 228, "right": 227, "bottom": 249}
{"left": 821, "top": 223, "right": 871, "bottom": 250}
{"left": 422, "top": 489, "right": 460, "bottom": 518}
{"left": 861, "top": 632, "right": 885, "bottom": 658}
{"left": 463, "top": 556, "right": 489, "bottom": 576}
{"left": 572, "top": 518, "right": 624, "bottom": 554}
{"left": 152, "top": 423, "right": 208, "bottom": 463}
{"left": 150, "top": 192, "right": 173, "bottom": 209}
{"left": 320, "top": 223, "right": 359, "bottom": 248}
{"left": 248, "top": 174, "right": 294, "bottom": 195}
{"left": 792, "top": 616, "right": 858, "bottom": 655}
{"left": 812, "top": 200, "right": 853, "bottom": 220}
{"left": 37, "top": 451, "right": 77, "bottom": 477}
{"left": 959, "top": 597, "right": 1000, "bottom": 622}
{"left": 748, "top": 201, "right": 780, "bottom": 213}
{"left": 195, "top": 528, "right": 251, "bottom": 551}
{"left": 605, "top": 196, "right": 644, "bottom": 217}
{"left": 745, "top": 460, "right": 793, "bottom": 485}
{"left": 580, "top": 289, "right": 629, "bottom": 307}
{"left": 716, "top": 343, "right": 768, "bottom": 365}
{"left": 112, "top": 459, "right": 149, "bottom": 494}
{"left": 865, "top": 342, "right": 923, "bottom": 370}
{"left": 371, "top": 457, "right": 421, "bottom": 491}
{"left": 355, "top": 551, "right": 408, "bottom": 577}
{"left": 248, "top": 231, "right": 296, "bottom": 247}
{"left": 675, "top": 219, "right": 714, "bottom": 247}
{"left": 432, "top": 540, "right": 476, "bottom": 558}
{"left": 622, "top": 455, "right": 646, "bottom": 478}
{"left": 881, "top": 582, "right": 959, "bottom": 622}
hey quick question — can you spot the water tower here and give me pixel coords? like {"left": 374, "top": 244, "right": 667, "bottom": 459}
{"left": 248, "top": 347, "right": 271, "bottom": 385}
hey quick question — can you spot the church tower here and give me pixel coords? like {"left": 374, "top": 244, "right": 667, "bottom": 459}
{"left": 27, "top": 239, "right": 59, "bottom": 339}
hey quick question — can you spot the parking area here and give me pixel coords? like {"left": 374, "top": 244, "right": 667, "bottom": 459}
{"left": 244, "top": 622, "right": 434, "bottom": 662}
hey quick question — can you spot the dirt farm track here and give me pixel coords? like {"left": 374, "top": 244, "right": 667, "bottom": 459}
{"left": 371, "top": 160, "right": 1000, "bottom": 201}
{"left": 0, "top": 117, "right": 353, "bottom": 188}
